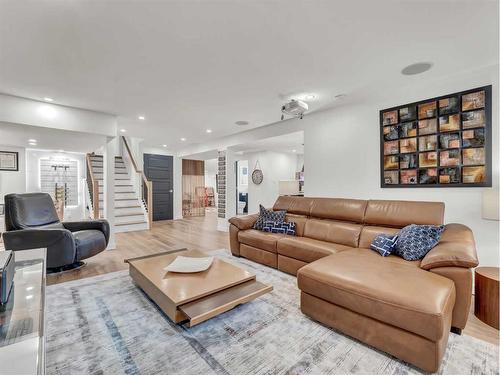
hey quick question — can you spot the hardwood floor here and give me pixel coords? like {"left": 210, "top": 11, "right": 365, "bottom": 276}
{"left": 10, "top": 210, "right": 499, "bottom": 346}
{"left": 47, "top": 211, "right": 228, "bottom": 286}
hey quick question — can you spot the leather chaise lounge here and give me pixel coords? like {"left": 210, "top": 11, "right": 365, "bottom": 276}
{"left": 229, "top": 196, "right": 478, "bottom": 372}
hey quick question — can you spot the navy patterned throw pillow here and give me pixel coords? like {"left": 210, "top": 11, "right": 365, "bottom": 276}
{"left": 262, "top": 221, "right": 296, "bottom": 236}
{"left": 370, "top": 234, "right": 398, "bottom": 257}
{"left": 394, "top": 224, "right": 445, "bottom": 261}
{"left": 253, "top": 205, "right": 286, "bottom": 230}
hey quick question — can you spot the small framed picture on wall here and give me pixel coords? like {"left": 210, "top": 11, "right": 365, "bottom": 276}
{"left": 0, "top": 151, "right": 18, "bottom": 171}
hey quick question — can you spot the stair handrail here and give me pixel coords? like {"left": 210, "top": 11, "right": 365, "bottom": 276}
{"left": 85, "top": 153, "right": 100, "bottom": 219}
{"left": 121, "top": 136, "right": 153, "bottom": 225}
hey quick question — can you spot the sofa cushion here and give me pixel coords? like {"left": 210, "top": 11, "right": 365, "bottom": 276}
{"left": 343, "top": 248, "right": 422, "bottom": 268}
{"left": 277, "top": 237, "right": 353, "bottom": 263}
{"left": 364, "top": 200, "right": 445, "bottom": 228}
{"left": 253, "top": 205, "right": 286, "bottom": 230}
{"left": 395, "top": 224, "right": 445, "bottom": 261}
{"left": 297, "top": 251, "right": 455, "bottom": 341}
{"left": 273, "top": 196, "right": 314, "bottom": 216}
{"left": 238, "top": 229, "right": 284, "bottom": 253}
{"left": 303, "top": 219, "right": 362, "bottom": 247}
{"left": 309, "top": 197, "right": 367, "bottom": 223}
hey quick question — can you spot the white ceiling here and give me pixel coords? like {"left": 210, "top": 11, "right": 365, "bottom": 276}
{"left": 231, "top": 131, "right": 304, "bottom": 155}
{"left": 0, "top": 121, "right": 106, "bottom": 153}
{"left": 0, "top": 1, "right": 497, "bottom": 151}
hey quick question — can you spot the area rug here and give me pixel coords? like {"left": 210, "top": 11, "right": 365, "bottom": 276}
{"left": 46, "top": 249, "right": 499, "bottom": 375}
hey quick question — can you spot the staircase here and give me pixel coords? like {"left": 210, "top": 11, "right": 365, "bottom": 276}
{"left": 88, "top": 155, "right": 149, "bottom": 233}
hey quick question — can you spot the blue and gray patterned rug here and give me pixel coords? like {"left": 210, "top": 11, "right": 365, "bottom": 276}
{"left": 46, "top": 249, "right": 499, "bottom": 375}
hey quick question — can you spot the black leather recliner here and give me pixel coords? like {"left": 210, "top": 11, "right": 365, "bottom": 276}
{"left": 2, "top": 193, "right": 109, "bottom": 272}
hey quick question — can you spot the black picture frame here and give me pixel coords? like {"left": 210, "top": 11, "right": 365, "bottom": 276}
{"left": 380, "top": 85, "right": 492, "bottom": 188}
{"left": 0, "top": 151, "right": 19, "bottom": 171}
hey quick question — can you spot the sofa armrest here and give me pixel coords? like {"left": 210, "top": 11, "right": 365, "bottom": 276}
{"left": 63, "top": 220, "right": 110, "bottom": 245}
{"left": 228, "top": 214, "right": 258, "bottom": 230}
{"left": 420, "top": 223, "right": 478, "bottom": 270}
{"left": 3, "top": 228, "right": 74, "bottom": 250}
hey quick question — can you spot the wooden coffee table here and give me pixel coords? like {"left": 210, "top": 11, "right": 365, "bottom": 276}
{"left": 125, "top": 249, "right": 272, "bottom": 327}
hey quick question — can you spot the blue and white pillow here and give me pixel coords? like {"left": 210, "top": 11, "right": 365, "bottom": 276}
{"left": 262, "top": 221, "right": 296, "bottom": 236}
{"left": 370, "top": 234, "right": 398, "bottom": 257}
{"left": 394, "top": 224, "right": 445, "bottom": 261}
{"left": 253, "top": 205, "right": 286, "bottom": 230}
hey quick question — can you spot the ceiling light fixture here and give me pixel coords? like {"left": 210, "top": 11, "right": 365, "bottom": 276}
{"left": 120, "top": 129, "right": 126, "bottom": 133}
{"left": 304, "top": 94, "right": 316, "bottom": 100}
{"left": 29, "top": 142, "right": 37, "bottom": 146}
{"left": 180, "top": 137, "right": 186, "bottom": 141}
{"left": 206, "top": 129, "right": 212, "bottom": 133}
{"left": 28, "top": 139, "right": 37, "bottom": 143}
{"left": 235, "top": 120, "right": 249, "bottom": 126}
{"left": 292, "top": 149, "right": 297, "bottom": 153}
{"left": 162, "top": 144, "right": 167, "bottom": 148}
{"left": 43, "top": 97, "right": 53, "bottom": 102}
{"left": 138, "top": 115, "right": 145, "bottom": 120}
{"left": 401, "top": 62, "right": 433, "bottom": 76}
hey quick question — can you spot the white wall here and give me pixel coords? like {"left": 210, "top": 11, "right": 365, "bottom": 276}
{"left": 0, "top": 94, "right": 117, "bottom": 137}
{"left": 0, "top": 145, "right": 26, "bottom": 203}
{"left": 25, "top": 150, "right": 86, "bottom": 221}
{"left": 235, "top": 151, "right": 298, "bottom": 215}
{"left": 303, "top": 65, "right": 499, "bottom": 266}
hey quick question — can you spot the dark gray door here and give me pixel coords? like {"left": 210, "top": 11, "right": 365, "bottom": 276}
{"left": 143, "top": 153, "right": 173, "bottom": 221}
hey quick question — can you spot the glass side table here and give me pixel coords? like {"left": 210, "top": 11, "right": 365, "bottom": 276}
{"left": 0, "top": 248, "right": 46, "bottom": 375}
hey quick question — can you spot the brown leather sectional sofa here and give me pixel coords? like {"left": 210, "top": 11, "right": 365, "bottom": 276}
{"left": 229, "top": 196, "right": 478, "bottom": 372}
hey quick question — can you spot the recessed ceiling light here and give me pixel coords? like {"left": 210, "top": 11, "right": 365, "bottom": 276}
{"left": 162, "top": 144, "right": 167, "bottom": 147}
{"left": 28, "top": 139, "right": 37, "bottom": 143}
{"left": 206, "top": 129, "right": 212, "bottom": 133}
{"left": 138, "top": 115, "right": 145, "bottom": 120}
{"left": 235, "top": 120, "right": 249, "bottom": 126}
{"left": 180, "top": 137, "right": 186, "bottom": 141}
{"left": 43, "top": 97, "right": 53, "bottom": 102}
{"left": 401, "top": 62, "right": 433, "bottom": 76}
{"left": 120, "top": 129, "right": 126, "bottom": 133}
{"left": 292, "top": 149, "right": 297, "bottom": 153}
{"left": 29, "top": 142, "right": 37, "bottom": 146}
{"left": 304, "top": 94, "right": 316, "bottom": 100}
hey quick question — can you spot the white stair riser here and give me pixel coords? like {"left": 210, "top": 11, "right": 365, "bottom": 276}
{"left": 115, "top": 199, "right": 141, "bottom": 207}
{"left": 114, "top": 192, "right": 137, "bottom": 200}
{"left": 93, "top": 173, "right": 130, "bottom": 180}
{"left": 115, "top": 214, "right": 147, "bottom": 224}
{"left": 115, "top": 222, "right": 149, "bottom": 233}
{"left": 97, "top": 180, "right": 133, "bottom": 187}
{"left": 114, "top": 206, "right": 145, "bottom": 215}
{"left": 115, "top": 185, "right": 135, "bottom": 193}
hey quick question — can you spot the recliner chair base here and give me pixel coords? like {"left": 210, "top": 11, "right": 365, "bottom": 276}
{"left": 47, "top": 261, "right": 86, "bottom": 274}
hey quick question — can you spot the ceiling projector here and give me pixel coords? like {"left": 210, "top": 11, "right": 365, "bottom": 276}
{"left": 281, "top": 99, "right": 308, "bottom": 120}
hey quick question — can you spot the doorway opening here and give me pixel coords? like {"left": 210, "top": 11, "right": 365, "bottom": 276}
{"left": 235, "top": 160, "right": 248, "bottom": 215}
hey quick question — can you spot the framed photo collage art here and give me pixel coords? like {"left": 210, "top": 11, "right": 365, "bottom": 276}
{"left": 380, "top": 85, "right": 492, "bottom": 188}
